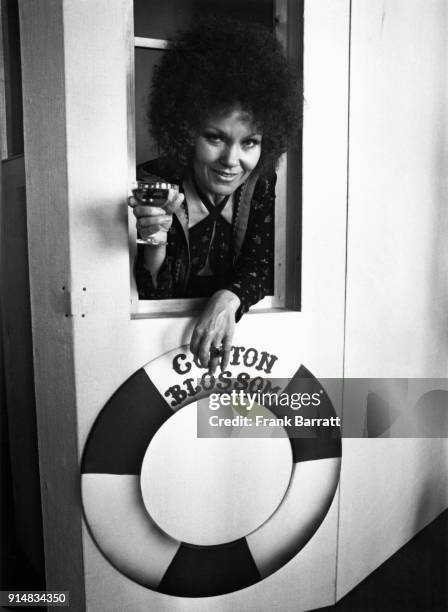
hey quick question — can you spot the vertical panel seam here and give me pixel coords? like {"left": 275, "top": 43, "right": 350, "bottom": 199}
{"left": 336, "top": 0, "right": 352, "bottom": 605}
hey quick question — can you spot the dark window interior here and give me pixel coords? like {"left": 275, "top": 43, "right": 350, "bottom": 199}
{"left": 134, "top": 0, "right": 273, "bottom": 38}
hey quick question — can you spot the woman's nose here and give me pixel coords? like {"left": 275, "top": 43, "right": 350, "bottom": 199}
{"left": 219, "top": 144, "right": 240, "bottom": 168}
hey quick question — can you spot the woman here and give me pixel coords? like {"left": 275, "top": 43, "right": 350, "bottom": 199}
{"left": 130, "top": 18, "right": 300, "bottom": 372}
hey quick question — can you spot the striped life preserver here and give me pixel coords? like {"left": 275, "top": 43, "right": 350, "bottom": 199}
{"left": 81, "top": 345, "right": 341, "bottom": 598}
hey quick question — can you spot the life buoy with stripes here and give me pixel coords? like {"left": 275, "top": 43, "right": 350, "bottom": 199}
{"left": 81, "top": 345, "right": 341, "bottom": 598}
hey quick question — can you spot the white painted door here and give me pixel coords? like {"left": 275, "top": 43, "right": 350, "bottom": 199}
{"left": 20, "top": 1, "right": 349, "bottom": 610}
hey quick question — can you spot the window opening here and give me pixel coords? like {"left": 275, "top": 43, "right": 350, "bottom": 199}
{"left": 130, "top": 0, "right": 301, "bottom": 316}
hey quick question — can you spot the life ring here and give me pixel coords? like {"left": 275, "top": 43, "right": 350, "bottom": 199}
{"left": 81, "top": 345, "right": 341, "bottom": 598}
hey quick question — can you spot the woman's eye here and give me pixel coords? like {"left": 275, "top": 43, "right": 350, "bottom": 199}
{"left": 243, "top": 139, "right": 261, "bottom": 149}
{"left": 205, "top": 134, "right": 222, "bottom": 143}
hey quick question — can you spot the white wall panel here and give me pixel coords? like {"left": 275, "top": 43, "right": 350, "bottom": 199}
{"left": 345, "top": 0, "right": 448, "bottom": 379}
{"left": 339, "top": 0, "right": 448, "bottom": 599}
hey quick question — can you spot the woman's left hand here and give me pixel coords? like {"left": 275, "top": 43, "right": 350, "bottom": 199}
{"left": 190, "top": 290, "right": 241, "bottom": 373}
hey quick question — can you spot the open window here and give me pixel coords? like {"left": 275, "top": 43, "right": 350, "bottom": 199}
{"left": 129, "top": 0, "right": 302, "bottom": 317}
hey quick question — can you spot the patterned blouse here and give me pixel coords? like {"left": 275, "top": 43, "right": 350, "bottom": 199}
{"left": 135, "top": 160, "right": 275, "bottom": 319}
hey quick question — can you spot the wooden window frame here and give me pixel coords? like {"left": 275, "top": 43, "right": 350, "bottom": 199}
{"left": 0, "top": 0, "right": 7, "bottom": 160}
{"left": 129, "top": 0, "right": 302, "bottom": 317}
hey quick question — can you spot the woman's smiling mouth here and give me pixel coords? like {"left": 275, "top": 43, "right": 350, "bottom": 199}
{"left": 211, "top": 169, "right": 241, "bottom": 181}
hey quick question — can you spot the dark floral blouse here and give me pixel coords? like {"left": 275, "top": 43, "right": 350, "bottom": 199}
{"left": 135, "top": 160, "right": 276, "bottom": 319}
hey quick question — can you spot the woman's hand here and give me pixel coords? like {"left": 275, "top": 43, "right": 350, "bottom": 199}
{"left": 128, "top": 188, "right": 184, "bottom": 285}
{"left": 190, "top": 290, "right": 241, "bottom": 373}
{"left": 128, "top": 188, "right": 184, "bottom": 242}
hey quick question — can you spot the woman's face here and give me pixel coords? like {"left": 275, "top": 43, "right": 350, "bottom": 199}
{"left": 193, "top": 107, "right": 262, "bottom": 200}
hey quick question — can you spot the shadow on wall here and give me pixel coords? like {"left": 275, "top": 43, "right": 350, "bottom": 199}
{"left": 1, "top": 157, "right": 45, "bottom": 593}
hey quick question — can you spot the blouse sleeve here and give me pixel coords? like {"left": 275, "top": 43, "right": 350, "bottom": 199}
{"left": 134, "top": 244, "right": 175, "bottom": 299}
{"left": 226, "top": 174, "right": 276, "bottom": 320}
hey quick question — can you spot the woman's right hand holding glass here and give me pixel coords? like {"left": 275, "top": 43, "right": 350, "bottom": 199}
{"left": 128, "top": 187, "right": 184, "bottom": 245}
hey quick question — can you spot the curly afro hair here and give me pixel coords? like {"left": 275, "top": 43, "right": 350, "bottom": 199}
{"left": 148, "top": 17, "right": 301, "bottom": 173}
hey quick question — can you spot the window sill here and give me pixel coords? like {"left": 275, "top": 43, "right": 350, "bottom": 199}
{"left": 130, "top": 295, "right": 298, "bottom": 320}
